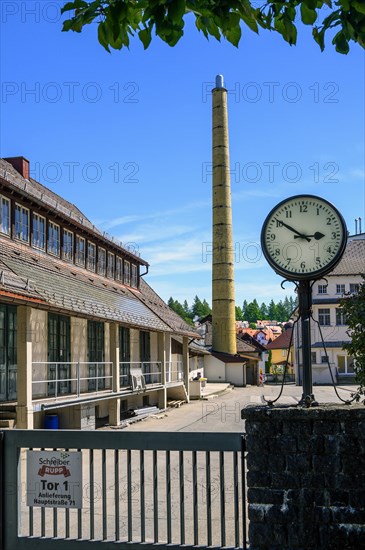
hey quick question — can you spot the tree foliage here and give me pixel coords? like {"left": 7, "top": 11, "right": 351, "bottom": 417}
{"left": 168, "top": 294, "right": 296, "bottom": 324}
{"left": 340, "top": 276, "right": 365, "bottom": 402}
{"left": 61, "top": 0, "right": 365, "bottom": 54}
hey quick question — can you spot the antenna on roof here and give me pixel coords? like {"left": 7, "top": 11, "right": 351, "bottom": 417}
{"left": 359, "top": 217, "right": 362, "bottom": 234}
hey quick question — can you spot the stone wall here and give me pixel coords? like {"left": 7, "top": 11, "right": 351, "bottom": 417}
{"left": 241, "top": 404, "right": 365, "bottom": 550}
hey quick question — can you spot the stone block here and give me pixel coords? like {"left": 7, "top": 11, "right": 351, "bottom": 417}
{"left": 248, "top": 487, "right": 284, "bottom": 505}
{"left": 297, "top": 434, "right": 323, "bottom": 453}
{"left": 247, "top": 469, "right": 272, "bottom": 488}
{"left": 271, "top": 472, "right": 300, "bottom": 489}
{"left": 286, "top": 453, "right": 311, "bottom": 473}
{"left": 313, "top": 421, "right": 340, "bottom": 435}
{"left": 312, "top": 454, "right": 341, "bottom": 473}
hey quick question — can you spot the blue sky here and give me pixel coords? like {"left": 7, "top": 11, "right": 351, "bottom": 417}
{"left": 1, "top": 1, "right": 364, "bottom": 309}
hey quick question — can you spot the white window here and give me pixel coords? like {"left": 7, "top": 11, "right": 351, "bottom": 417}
{"left": 97, "top": 247, "right": 106, "bottom": 276}
{"left": 318, "top": 284, "right": 328, "bottom": 294}
{"left": 338, "top": 355, "right": 355, "bottom": 375}
{"left": 14, "top": 203, "right": 29, "bottom": 242}
{"left": 336, "top": 284, "right": 345, "bottom": 295}
{"left": 336, "top": 308, "right": 347, "bottom": 326}
{"left": 32, "top": 213, "right": 46, "bottom": 250}
{"left": 63, "top": 229, "right": 74, "bottom": 261}
{"left": 124, "top": 260, "right": 131, "bottom": 285}
{"left": 0, "top": 196, "right": 10, "bottom": 235}
{"left": 350, "top": 283, "right": 360, "bottom": 294}
{"left": 115, "top": 256, "right": 123, "bottom": 281}
{"left": 48, "top": 221, "right": 60, "bottom": 256}
{"left": 87, "top": 242, "right": 96, "bottom": 271}
{"left": 131, "top": 263, "right": 138, "bottom": 288}
{"left": 321, "top": 355, "right": 329, "bottom": 364}
{"left": 107, "top": 252, "right": 115, "bottom": 278}
{"left": 311, "top": 352, "right": 317, "bottom": 364}
{"left": 75, "top": 235, "right": 85, "bottom": 266}
{"left": 318, "top": 308, "right": 331, "bottom": 326}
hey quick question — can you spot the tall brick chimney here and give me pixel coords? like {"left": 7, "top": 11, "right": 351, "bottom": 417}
{"left": 211, "top": 75, "right": 237, "bottom": 354}
{"left": 4, "top": 156, "right": 30, "bottom": 180}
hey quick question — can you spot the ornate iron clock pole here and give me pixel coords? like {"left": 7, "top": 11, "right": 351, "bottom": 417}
{"left": 261, "top": 195, "right": 347, "bottom": 406}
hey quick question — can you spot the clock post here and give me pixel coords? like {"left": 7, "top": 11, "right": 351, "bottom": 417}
{"left": 260, "top": 194, "right": 347, "bottom": 407}
{"left": 298, "top": 279, "right": 316, "bottom": 405}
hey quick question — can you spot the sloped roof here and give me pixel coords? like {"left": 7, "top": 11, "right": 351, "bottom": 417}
{"left": 266, "top": 328, "right": 293, "bottom": 350}
{"left": 0, "top": 238, "right": 197, "bottom": 336}
{"left": 0, "top": 158, "right": 146, "bottom": 265}
{"left": 211, "top": 351, "right": 260, "bottom": 363}
{"left": 330, "top": 237, "right": 365, "bottom": 276}
{"left": 199, "top": 320, "right": 257, "bottom": 353}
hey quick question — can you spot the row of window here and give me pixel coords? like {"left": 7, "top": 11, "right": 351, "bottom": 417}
{"left": 318, "top": 308, "right": 347, "bottom": 326}
{"left": 0, "top": 194, "right": 138, "bottom": 287}
{"left": 317, "top": 283, "right": 360, "bottom": 295}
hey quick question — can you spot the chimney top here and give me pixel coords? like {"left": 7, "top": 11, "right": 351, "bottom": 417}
{"left": 215, "top": 74, "right": 224, "bottom": 89}
{"left": 4, "top": 156, "right": 30, "bottom": 180}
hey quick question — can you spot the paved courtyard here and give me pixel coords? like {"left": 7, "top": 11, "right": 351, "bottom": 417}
{"left": 120, "top": 383, "right": 359, "bottom": 433}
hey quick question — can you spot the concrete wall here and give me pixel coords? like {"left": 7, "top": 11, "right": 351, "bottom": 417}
{"left": 241, "top": 404, "right": 365, "bottom": 550}
{"left": 204, "top": 355, "right": 226, "bottom": 382}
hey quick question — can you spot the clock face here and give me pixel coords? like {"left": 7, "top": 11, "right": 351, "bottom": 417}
{"left": 261, "top": 195, "right": 347, "bottom": 280}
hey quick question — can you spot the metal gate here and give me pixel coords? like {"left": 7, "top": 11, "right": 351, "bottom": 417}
{"left": 0, "top": 430, "right": 247, "bottom": 549}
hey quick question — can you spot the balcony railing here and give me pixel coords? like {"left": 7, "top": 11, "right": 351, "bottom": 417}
{"left": 166, "top": 361, "right": 184, "bottom": 384}
{"left": 32, "top": 360, "right": 185, "bottom": 401}
{"left": 120, "top": 361, "right": 162, "bottom": 388}
{"left": 32, "top": 361, "right": 113, "bottom": 400}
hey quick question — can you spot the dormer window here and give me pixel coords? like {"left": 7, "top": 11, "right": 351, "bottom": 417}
{"left": 32, "top": 212, "right": 46, "bottom": 250}
{"left": 15, "top": 203, "right": 29, "bottom": 242}
{"left": 124, "top": 260, "right": 130, "bottom": 285}
{"left": 63, "top": 229, "right": 74, "bottom": 262}
{"left": 75, "top": 235, "right": 85, "bottom": 266}
{"left": 116, "top": 256, "right": 123, "bottom": 281}
{"left": 0, "top": 196, "right": 10, "bottom": 235}
{"left": 87, "top": 241, "right": 96, "bottom": 271}
{"left": 97, "top": 247, "right": 106, "bottom": 276}
{"left": 131, "top": 263, "right": 138, "bottom": 288}
{"left": 48, "top": 221, "right": 60, "bottom": 256}
{"left": 107, "top": 252, "right": 115, "bottom": 278}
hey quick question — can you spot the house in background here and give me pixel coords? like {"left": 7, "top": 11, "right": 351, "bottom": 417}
{"left": 294, "top": 232, "right": 365, "bottom": 385}
{"left": 0, "top": 156, "right": 198, "bottom": 429}
{"left": 265, "top": 327, "right": 295, "bottom": 382}
{"left": 195, "top": 318, "right": 261, "bottom": 386}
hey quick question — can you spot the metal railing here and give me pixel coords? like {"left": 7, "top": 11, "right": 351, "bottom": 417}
{"left": 120, "top": 361, "right": 163, "bottom": 387}
{"left": 166, "top": 361, "right": 184, "bottom": 384}
{"left": 32, "top": 362, "right": 113, "bottom": 400}
{"left": 1, "top": 429, "right": 246, "bottom": 549}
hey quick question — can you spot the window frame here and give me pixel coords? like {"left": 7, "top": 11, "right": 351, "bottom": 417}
{"left": 350, "top": 283, "right": 360, "bottom": 294}
{"left": 62, "top": 228, "right": 74, "bottom": 262}
{"left": 87, "top": 241, "right": 96, "bottom": 272}
{"left": 318, "top": 284, "right": 328, "bottom": 294}
{"left": 336, "top": 308, "right": 347, "bottom": 326}
{"left": 97, "top": 246, "right": 106, "bottom": 276}
{"left": 48, "top": 220, "right": 60, "bottom": 256}
{"left": 131, "top": 263, "right": 138, "bottom": 288}
{"left": 14, "top": 203, "right": 30, "bottom": 243}
{"left": 0, "top": 195, "right": 11, "bottom": 236}
{"left": 115, "top": 256, "right": 123, "bottom": 281}
{"left": 107, "top": 251, "right": 115, "bottom": 279}
{"left": 318, "top": 308, "right": 331, "bottom": 326}
{"left": 124, "top": 260, "right": 131, "bottom": 286}
{"left": 336, "top": 284, "right": 345, "bottom": 295}
{"left": 75, "top": 235, "right": 86, "bottom": 267}
{"left": 32, "top": 212, "right": 46, "bottom": 250}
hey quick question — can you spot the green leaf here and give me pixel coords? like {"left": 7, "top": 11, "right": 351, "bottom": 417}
{"left": 98, "top": 20, "right": 111, "bottom": 51}
{"left": 301, "top": 4, "right": 317, "bottom": 25}
{"left": 333, "top": 30, "right": 350, "bottom": 53}
{"left": 139, "top": 27, "right": 152, "bottom": 49}
{"left": 168, "top": 0, "right": 186, "bottom": 24}
{"left": 225, "top": 23, "right": 242, "bottom": 46}
{"left": 353, "top": 2, "right": 365, "bottom": 15}
{"left": 313, "top": 26, "right": 325, "bottom": 50}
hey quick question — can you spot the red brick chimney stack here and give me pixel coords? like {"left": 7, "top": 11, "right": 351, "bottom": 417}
{"left": 4, "top": 156, "right": 30, "bottom": 180}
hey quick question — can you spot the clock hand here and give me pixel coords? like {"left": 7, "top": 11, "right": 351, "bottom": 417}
{"left": 276, "top": 219, "right": 311, "bottom": 242}
{"left": 294, "top": 232, "right": 325, "bottom": 241}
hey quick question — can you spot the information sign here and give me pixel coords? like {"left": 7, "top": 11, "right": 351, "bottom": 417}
{"left": 27, "top": 450, "right": 82, "bottom": 508}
